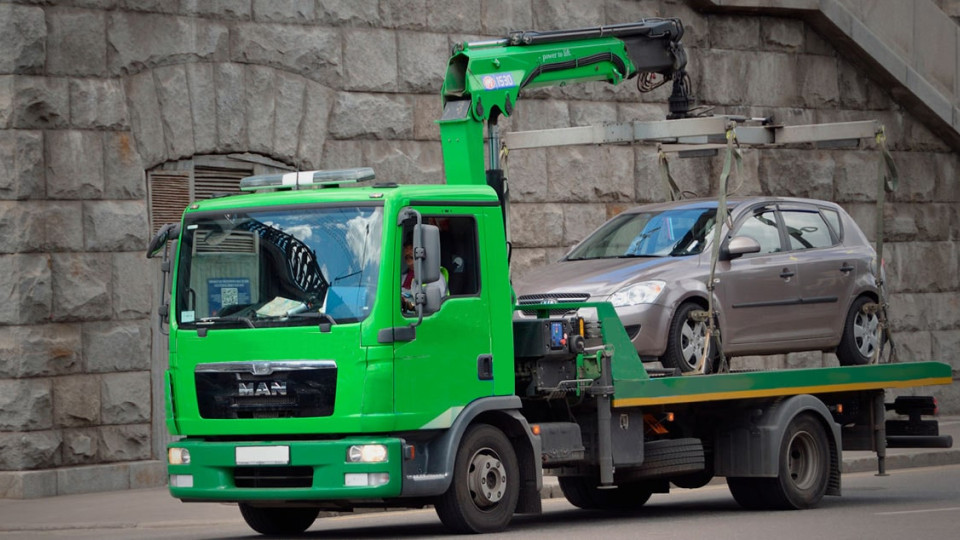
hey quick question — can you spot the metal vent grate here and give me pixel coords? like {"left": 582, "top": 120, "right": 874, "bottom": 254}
{"left": 517, "top": 293, "right": 590, "bottom": 316}
{"left": 195, "top": 230, "right": 258, "bottom": 255}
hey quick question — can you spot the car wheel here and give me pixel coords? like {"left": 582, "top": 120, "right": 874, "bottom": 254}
{"left": 836, "top": 296, "right": 882, "bottom": 366}
{"left": 663, "top": 303, "right": 716, "bottom": 373}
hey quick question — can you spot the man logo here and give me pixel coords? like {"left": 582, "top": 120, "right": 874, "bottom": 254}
{"left": 238, "top": 381, "right": 287, "bottom": 397}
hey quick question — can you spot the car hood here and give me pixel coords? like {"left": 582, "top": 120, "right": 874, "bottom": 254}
{"left": 514, "top": 256, "right": 700, "bottom": 300}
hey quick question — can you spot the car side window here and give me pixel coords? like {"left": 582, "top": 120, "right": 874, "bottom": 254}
{"left": 735, "top": 209, "right": 781, "bottom": 254}
{"left": 821, "top": 209, "right": 842, "bottom": 242}
{"left": 781, "top": 210, "right": 835, "bottom": 250}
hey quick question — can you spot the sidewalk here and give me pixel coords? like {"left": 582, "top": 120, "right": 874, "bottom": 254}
{"left": 1, "top": 417, "right": 957, "bottom": 533}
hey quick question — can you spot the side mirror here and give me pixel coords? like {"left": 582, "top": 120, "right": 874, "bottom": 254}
{"left": 723, "top": 236, "right": 761, "bottom": 260}
{"left": 414, "top": 223, "right": 441, "bottom": 284}
{"left": 146, "top": 223, "right": 181, "bottom": 259}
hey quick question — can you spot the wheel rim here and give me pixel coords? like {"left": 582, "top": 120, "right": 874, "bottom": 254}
{"left": 679, "top": 318, "right": 707, "bottom": 370}
{"left": 466, "top": 448, "right": 507, "bottom": 509}
{"left": 853, "top": 310, "right": 880, "bottom": 358}
{"left": 786, "top": 431, "right": 821, "bottom": 490}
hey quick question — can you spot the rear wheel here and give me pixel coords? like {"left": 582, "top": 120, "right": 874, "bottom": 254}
{"left": 836, "top": 296, "right": 881, "bottom": 365}
{"left": 238, "top": 504, "right": 319, "bottom": 536}
{"left": 727, "top": 413, "right": 831, "bottom": 510}
{"left": 435, "top": 424, "right": 519, "bottom": 533}
{"left": 558, "top": 476, "right": 652, "bottom": 511}
{"left": 663, "top": 303, "right": 718, "bottom": 373}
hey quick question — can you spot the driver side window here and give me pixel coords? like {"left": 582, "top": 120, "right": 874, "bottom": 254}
{"left": 735, "top": 209, "right": 781, "bottom": 254}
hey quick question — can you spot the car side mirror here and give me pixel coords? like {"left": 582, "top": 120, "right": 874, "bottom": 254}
{"left": 723, "top": 236, "right": 762, "bottom": 260}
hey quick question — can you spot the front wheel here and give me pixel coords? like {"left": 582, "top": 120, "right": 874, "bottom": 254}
{"left": 836, "top": 296, "right": 882, "bottom": 365}
{"left": 238, "top": 504, "right": 319, "bottom": 536}
{"left": 435, "top": 424, "right": 520, "bottom": 533}
{"left": 662, "top": 303, "right": 718, "bottom": 373}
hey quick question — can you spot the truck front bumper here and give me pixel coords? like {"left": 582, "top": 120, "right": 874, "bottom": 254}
{"left": 167, "top": 437, "right": 403, "bottom": 502}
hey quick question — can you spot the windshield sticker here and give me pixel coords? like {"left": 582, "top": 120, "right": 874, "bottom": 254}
{"left": 482, "top": 73, "right": 516, "bottom": 90}
{"left": 208, "top": 278, "right": 251, "bottom": 316}
{"left": 182, "top": 310, "right": 195, "bottom": 323}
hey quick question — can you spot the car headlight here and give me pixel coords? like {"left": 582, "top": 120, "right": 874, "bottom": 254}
{"left": 610, "top": 281, "right": 665, "bottom": 307}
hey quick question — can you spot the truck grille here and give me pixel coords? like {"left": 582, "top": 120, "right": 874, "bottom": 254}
{"left": 194, "top": 361, "right": 336, "bottom": 419}
{"left": 517, "top": 293, "right": 590, "bottom": 316}
{"left": 234, "top": 466, "right": 313, "bottom": 488}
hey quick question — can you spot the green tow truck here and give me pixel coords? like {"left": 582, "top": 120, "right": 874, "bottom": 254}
{"left": 147, "top": 19, "right": 954, "bottom": 535}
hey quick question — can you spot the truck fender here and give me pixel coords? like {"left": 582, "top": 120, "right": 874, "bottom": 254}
{"left": 714, "top": 395, "right": 841, "bottom": 494}
{"left": 400, "top": 395, "right": 542, "bottom": 512}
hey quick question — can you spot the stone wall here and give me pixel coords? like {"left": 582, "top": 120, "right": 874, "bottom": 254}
{"left": 0, "top": 0, "right": 957, "bottom": 497}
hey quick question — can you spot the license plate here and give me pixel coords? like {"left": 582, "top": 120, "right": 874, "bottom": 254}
{"left": 236, "top": 445, "right": 289, "bottom": 465}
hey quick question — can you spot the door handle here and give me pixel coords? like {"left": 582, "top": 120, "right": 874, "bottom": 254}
{"left": 477, "top": 354, "right": 493, "bottom": 381}
{"left": 839, "top": 263, "right": 855, "bottom": 274}
{"left": 780, "top": 268, "right": 795, "bottom": 279}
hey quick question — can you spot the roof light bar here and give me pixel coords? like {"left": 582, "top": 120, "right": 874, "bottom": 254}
{"left": 240, "top": 167, "right": 375, "bottom": 192}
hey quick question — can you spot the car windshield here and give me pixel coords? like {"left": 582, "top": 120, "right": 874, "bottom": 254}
{"left": 566, "top": 207, "right": 717, "bottom": 260}
{"left": 175, "top": 205, "right": 383, "bottom": 329}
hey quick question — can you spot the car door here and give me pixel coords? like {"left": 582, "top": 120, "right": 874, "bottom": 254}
{"left": 717, "top": 205, "right": 801, "bottom": 348}
{"left": 779, "top": 205, "right": 854, "bottom": 341}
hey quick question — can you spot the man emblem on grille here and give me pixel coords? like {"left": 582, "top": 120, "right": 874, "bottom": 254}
{"left": 238, "top": 381, "right": 287, "bottom": 397}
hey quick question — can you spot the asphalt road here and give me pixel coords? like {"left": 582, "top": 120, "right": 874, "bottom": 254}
{"left": 3, "top": 464, "right": 958, "bottom": 540}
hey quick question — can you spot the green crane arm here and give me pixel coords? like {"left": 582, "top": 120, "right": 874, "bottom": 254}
{"left": 439, "top": 19, "right": 689, "bottom": 189}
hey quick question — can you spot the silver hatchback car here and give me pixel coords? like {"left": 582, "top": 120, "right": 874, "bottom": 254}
{"left": 514, "top": 197, "right": 882, "bottom": 373}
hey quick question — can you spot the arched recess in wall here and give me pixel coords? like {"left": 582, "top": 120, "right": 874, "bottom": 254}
{"left": 121, "top": 61, "right": 337, "bottom": 233}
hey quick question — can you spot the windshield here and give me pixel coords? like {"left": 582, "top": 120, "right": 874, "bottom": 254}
{"left": 175, "top": 205, "right": 383, "bottom": 329}
{"left": 566, "top": 207, "right": 717, "bottom": 260}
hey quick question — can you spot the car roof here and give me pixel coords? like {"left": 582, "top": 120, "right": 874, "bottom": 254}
{"left": 620, "top": 196, "right": 843, "bottom": 214}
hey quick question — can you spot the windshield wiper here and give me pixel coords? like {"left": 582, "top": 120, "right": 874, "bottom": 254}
{"left": 286, "top": 312, "right": 338, "bottom": 325}
{"left": 197, "top": 316, "right": 256, "bottom": 329}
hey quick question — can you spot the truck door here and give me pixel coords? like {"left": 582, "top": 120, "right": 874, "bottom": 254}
{"left": 391, "top": 213, "right": 494, "bottom": 429}
{"left": 719, "top": 205, "right": 801, "bottom": 347}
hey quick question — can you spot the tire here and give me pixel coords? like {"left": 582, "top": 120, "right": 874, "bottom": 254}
{"left": 435, "top": 424, "right": 520, "bottom": 533}
{"left": 663, "top": 303, "right": 718, "bottom": 373}
{"left": 639, "top": 438, "right": 705, "bottom": 478}
{"left": 726, "top": 413, "right": 830, "bottom": 510}
{"left": 836, "top": 296, "right": 882, "bottom": 366}
{"left": 558, "top": 476, "right": 653, "bottom": 511}
{"left": 238, "top": 504, "right": 319, "bottom": 536}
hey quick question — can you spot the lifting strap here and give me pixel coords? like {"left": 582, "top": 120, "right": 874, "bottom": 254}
{"left": 873, "top": 127, "right": 899, "bottom": 363}
{"left": 698, "top": 124, "right": 742, "bottom": 375}
{"left": 657, "top": 147, "right": 682, "bottom": 201}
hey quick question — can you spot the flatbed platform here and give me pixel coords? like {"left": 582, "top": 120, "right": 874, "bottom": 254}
{"left": 613, "top": 361, "right": 953, "bottom": 407}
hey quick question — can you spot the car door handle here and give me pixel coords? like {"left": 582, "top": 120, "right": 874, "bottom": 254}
{"left": 839, "top": 263, "right": 855, "bottom": 274}
{"left": 780, "top": 268, "right": 795, "bottom": 279}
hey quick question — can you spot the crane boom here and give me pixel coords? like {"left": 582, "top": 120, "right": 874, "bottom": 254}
{"left": 439, "top": 19, "right": 689, "bottom": 189}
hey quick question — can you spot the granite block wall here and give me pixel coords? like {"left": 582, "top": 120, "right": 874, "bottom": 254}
{"left": 0, "top": 0, "right": 956, "bottom": 496}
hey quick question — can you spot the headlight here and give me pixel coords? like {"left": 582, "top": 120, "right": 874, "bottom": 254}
{"left": 347, "top": 444, "right": 388, "bottom": 463}
{"left": 610, "top": 281, "right": 665, "bottom": 307}
{"left": 168, "top": 447, "right": 190, "bottom": 465}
